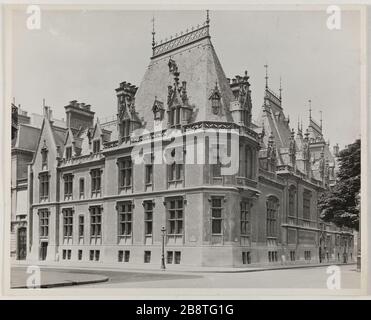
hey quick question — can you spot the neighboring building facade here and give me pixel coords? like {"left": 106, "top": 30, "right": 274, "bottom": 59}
{"left": 10, "top": 104, "right": 65, "bottom": 259}
{"left": 23, "top": 16, "right": 353, "bottom": 267}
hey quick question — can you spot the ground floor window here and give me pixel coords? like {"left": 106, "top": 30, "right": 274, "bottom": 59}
{"left": 268, "top": 251, "right": 278, "bottom": 262}
{"left": 174, "top": 251, "right": 181, "bottom": 264}
{"left": 78, "top": 250, "right": 83, "bottom": 260}
{"left": 167, "top": 251, "right": 173, "bottom": 264}
{"left": 304, "top": 250, "right": 311, "bottom": 261}
{"left": 118, "top": 250, "right": 130, "bottom": 262}
{"left": 290, "top": 250, "right": 296, "bottom": 261}
{"left": 89, "top": 250, "right": 100, "bottom": 261}
{"left": 167, "top": 251, "right": 181, "bottom": 264}
{"left": 144, "top": 251, "right": 151, "bottom": 263}
{"left": 242, "top": 251, "right": 251, "bottom": 264}
{"left": 62, "top": 249, "right": 71, "bottom": 260}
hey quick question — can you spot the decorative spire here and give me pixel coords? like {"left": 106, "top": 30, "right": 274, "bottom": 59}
{"left": 264, "top": 64, "right": 269, "bottom": 89}
{"left": 206, "top": 10, "right": 210, "bottom": 26}
{"left": 279, "top": 76, "right": 282, "bottom": 100}
{"left": 319, "top": 110, "right": 323, "bottom": 130}
{"left": 308, "top": 99, "right": 312, "bottom": 121}
{"left": 151, "top": 15, "right": 156, "bottom": 50}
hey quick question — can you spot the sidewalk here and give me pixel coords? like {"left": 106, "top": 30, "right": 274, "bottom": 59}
{"left": 12, "top": 259, "right": 356, "bottom": 275}
{"left": 11, "top": 267, "right": 108, "bottom": 289}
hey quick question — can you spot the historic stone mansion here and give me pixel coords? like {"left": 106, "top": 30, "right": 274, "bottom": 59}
{"left": 11, "top": 14, "right": 354, "bottom": 268}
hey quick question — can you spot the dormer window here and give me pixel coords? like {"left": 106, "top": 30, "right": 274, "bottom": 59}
{"left": 209, "top": 83, "right": 221, "bottom": 115}
{"left": 65, "top": 146, "right": 72, "bottom": 160}
{"left": 168, "top": 106, "right": 181, "bottom": 128}
{"left": 120, "top": 119, "right": 131, "bottom": 143}
{"left": 41, "top": 146, "right": 48, "bottom": 170}
{"left": 93, "top": 140, "right": 100, "bottom": 154}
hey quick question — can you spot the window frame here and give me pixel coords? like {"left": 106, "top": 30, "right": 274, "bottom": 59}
{"left": 39, "top": 172, "right": 50, "bottom": 201}
{"left": 266, "top": 196, "right": 279, "bottom": 238}
{"left": 63, "top": 174, "right": 73, "bottom": 199}
{"left": 90, "top": 168, "right": 102, "bottom": 195}
{"left": 90, "top": 206, "right": 102, "bottom": 240}
{"left": 211, "top": 196, "right": 224, "bottom": 235}
{"left": 118, "top": 157, "right": 132, "bottom": 190}
{"left": 39, "top": 209, "right": 49, "bottom": 239}
{"left": 62, "top": 208, "right": 74, "bottom": 240}
{"left": 240, "top": 200, "right": 251, "bottom": 236}
{"left": 143, "top": 201, "right": 154, "bottom": 237}
{"left": 117, "top": 201, "right": 133, "bottom": 238}
{"left": 167, "top": 197, "right": 184, "bottom": 236}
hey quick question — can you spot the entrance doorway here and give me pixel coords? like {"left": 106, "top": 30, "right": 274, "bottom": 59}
{"left": 17, "top": 227, "right": 27, "bottom": 260}
{"left": 39, "top": 242, "right": 48, "bottom": 260}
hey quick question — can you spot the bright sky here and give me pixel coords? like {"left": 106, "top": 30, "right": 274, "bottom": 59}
{"left": 11, "top": 8, "right": 361, "bottom": 149}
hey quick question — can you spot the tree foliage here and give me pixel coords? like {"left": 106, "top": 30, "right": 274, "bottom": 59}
{"left": 319, "top": 139, "right": 360, "bottom": 230}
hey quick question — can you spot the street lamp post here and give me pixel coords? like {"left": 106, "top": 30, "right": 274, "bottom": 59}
{"left": 161, "top": 226, "right": 166, "bottom": 270}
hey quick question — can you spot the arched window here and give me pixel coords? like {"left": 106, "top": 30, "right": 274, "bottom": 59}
{"left": 266, "top": 196, "right": 279, "bottom": 238}
{"left": 288, "top": 185, "right": 296, "bottom": 217}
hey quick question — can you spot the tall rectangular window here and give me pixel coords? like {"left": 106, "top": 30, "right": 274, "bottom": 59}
{"left": 39, "top": 172, "right": 49, "bottom": 201}
{"left": 240, "top": 200, "right": 250, "bottom": 236}
{"left": 245, "top": 146, "right": 253, "bottom": 179}
{"left": 78, "top": 215, "right": 84, "bottom": 238}
{"left": 174, "top": 251, "right": 181, "bottom": 264}
{"left": 39, "top": 210, "right": 49, "bottom": 238}
{"left": 211, "top": 197, "right": 223, "bottom": 235}
{"left": 267, "top": 197, "right": 278, "bottom": 238}
{"left": 118, "top": 157, "right": 132, "bottom": 189}
{"left": 91, "top": 169, "right": 102, "bottom": 194}
{"left": 79, "top": 178, "right": 85, "bottom": 198}
{"left": 64, "top": 174, "right": 73, "bottom": 199}
{"left": 65, "top": 146, "right": 72, "bottom": 160}
{"left": 90, "top": 206, "right": 102, "bottom": 239}
{"left": 288, "top": 186, "right": 296, "bottom": 217}
{"left": 144, "top": 251, "right": 151, "bottom": 263}
{"left": 93, "top": 140, "right": 100, "bottom": 154}
{"left": 63, "top": 208, "right": 73, "bottom": 240}
{"left": 168, "top": 163, "right": 183, "bottom": 182}
{"left": 303, "top": 190, "right": 311, "bottom": 220}
{"left": 144, "top": 201, "right": 153, "bottom": 236}
{"left": 145, "top": 164, "right": 153, "bottom": 186}
{"left": 41, "top": 148, "right": 48, "bottom": 169}
{"left": 167, "top": 198, "right": 184, "bottom": 235}
{"left": 118, "top": 202, "right": 132, "bottom": 237}
{"left": 242, "top": 252, "right": 251, "bottom": 264}
{"left": 120, "top": 119, "right": 131, "bottom": 143}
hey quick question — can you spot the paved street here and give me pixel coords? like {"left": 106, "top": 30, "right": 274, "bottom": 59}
{"left": 12, "top": 264, "right": 360, "bottom": 289}
{"left": 80, "top": 265, "right": 360, "bottom": 289}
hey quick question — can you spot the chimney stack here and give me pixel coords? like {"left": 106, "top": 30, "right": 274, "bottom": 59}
{"left": 64, "top": 100, "right": 95, "bottom": 130}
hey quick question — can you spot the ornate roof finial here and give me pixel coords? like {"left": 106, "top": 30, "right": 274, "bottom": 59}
{"left": 308, "top": 99, "right": 312, "bottom": 121}
{"left": 206, "top": 10, "right": 210, "bottom": 26}
{"left": 319, "top": 110, "right": 323, "bottom": 131}
{"left": 264, "top": 64, "right": 269, "bottom": 89}
{"left": 279, "top": 76, "right": 282, "bottom": 100}
{"left": 151, "top": 15, "right": 156, "bottom": 50}
{"left": 297, "top": 116, "right": 300, "bottom": 132}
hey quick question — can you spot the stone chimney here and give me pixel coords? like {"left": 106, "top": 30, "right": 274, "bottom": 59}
{"left": 64, "top": 100, "right": 95, "bottom": 130}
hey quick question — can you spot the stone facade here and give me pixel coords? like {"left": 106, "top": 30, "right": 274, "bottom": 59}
{"left": 21, "top": 17, "right": 354, "bottom": 268}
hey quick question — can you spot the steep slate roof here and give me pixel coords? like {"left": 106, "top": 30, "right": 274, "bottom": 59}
{"left": 257, "top": 88, "right": 292, "bottom": 166}
{"left": 258, "top": 88, "right": 291, "bottom": 150}
{"left": 13, "top": 124, "right": 41, "bottom": 151}
{"left": 134, "top": 25, "right": 235, "bottom": 132}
